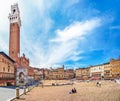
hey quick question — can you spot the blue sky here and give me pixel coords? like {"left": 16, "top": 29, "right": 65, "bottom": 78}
{"left": 0, "top": 0, "right": 120, "bottom": 68}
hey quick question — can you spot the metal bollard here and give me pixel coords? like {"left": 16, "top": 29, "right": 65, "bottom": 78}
{"left": 24, "top": 86, "right": 26, "bottom": 95}
{"left": 16, "top": 87, "right": 20, "bottom": 99}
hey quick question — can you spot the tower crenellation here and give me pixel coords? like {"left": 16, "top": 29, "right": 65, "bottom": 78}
{"left": 8, "top": 3, "right": 21, "bottom": 27}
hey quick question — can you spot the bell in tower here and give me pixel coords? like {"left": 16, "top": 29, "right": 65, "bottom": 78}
{"left": 8, "top": 3, "right": 21, "bottom": 63}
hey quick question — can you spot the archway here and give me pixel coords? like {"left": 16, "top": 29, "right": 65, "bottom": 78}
{"left": 19, "top": 72, "right": 25, "bottom": 83}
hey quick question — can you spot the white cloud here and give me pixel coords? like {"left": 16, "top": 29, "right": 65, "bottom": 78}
{"left": 51, "top": 18, "right": 101, "bottom": 42}
{"left": 47, "top": 41, "right": 78, "bottom": 64}
{"left": 28, "top": 18, "right": 101, "bottom": 68}
{"left": 11, "top": 0, "right": 56, "bottom": 42}
{"left": 69, "top": 55, "right": 83, "bottom": 61}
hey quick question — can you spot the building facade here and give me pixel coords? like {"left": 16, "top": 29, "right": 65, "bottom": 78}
{"left": 76, "top": 68, "right": 90, "bottom": 80}
{"left": 103, "top": 63, "right": 111, "bottom": 80}
{"left": 90, "top": 64, "right": 104, "bottom": 80}
{"left": 110, "top": 58, "right": 120, "bottom": 79}
{"left": 43, "top": 69, "right": 50, "bottom": 79}
{"left": 0, "top": 52, "right": 15, "bottom": 86}
{"left": 20, "top": 53, "right": 29, "bottom": 67}
{"left": 65, "top": 69, "right": 74, "bottom": 79}
{"left": 51, "top": 70, "right": 58, "bottom": 80}
{"left": 39, "top": 67, "right": 75, "bottom": 80}
{"left": 56, "top": 67, "right": 65, "bottom": 80}
{"left": 34, "top": 68, "right": 43, "bottom": 81}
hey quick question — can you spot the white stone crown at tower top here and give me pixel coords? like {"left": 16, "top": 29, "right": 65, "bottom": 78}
{"left": 8, "top": 3, "right": 21, "bottom": 27}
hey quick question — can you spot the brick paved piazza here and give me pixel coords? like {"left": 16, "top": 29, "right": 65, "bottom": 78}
{"left": 13, "top": 80, "right": 120, "bottom": 101}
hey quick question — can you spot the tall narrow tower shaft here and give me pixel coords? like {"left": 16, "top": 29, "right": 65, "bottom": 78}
{"left": 8, "top": 3, "right": 21, "bottom": 62}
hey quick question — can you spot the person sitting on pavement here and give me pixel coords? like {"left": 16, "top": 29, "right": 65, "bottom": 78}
{"left": 96, "top": 82, "right": 99, "bottom": 87}
{"left": 72, "top": 88, "right": 74, "bottom": 93}
{"left": 73, "top": 88, "right": 77, "bottom": 93}
{"left": 96, "top": 81, "right": 101, "bottom": 87}
{"left": 69, "top": 88, "right": 77, "bottom": 94}
{"left": 99, "top": 81, "right": 101, "bottom": 87}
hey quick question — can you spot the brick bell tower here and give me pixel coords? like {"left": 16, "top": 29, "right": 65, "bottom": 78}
{"left": 8, "top": 3, "right": 21, "bottom": 63}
